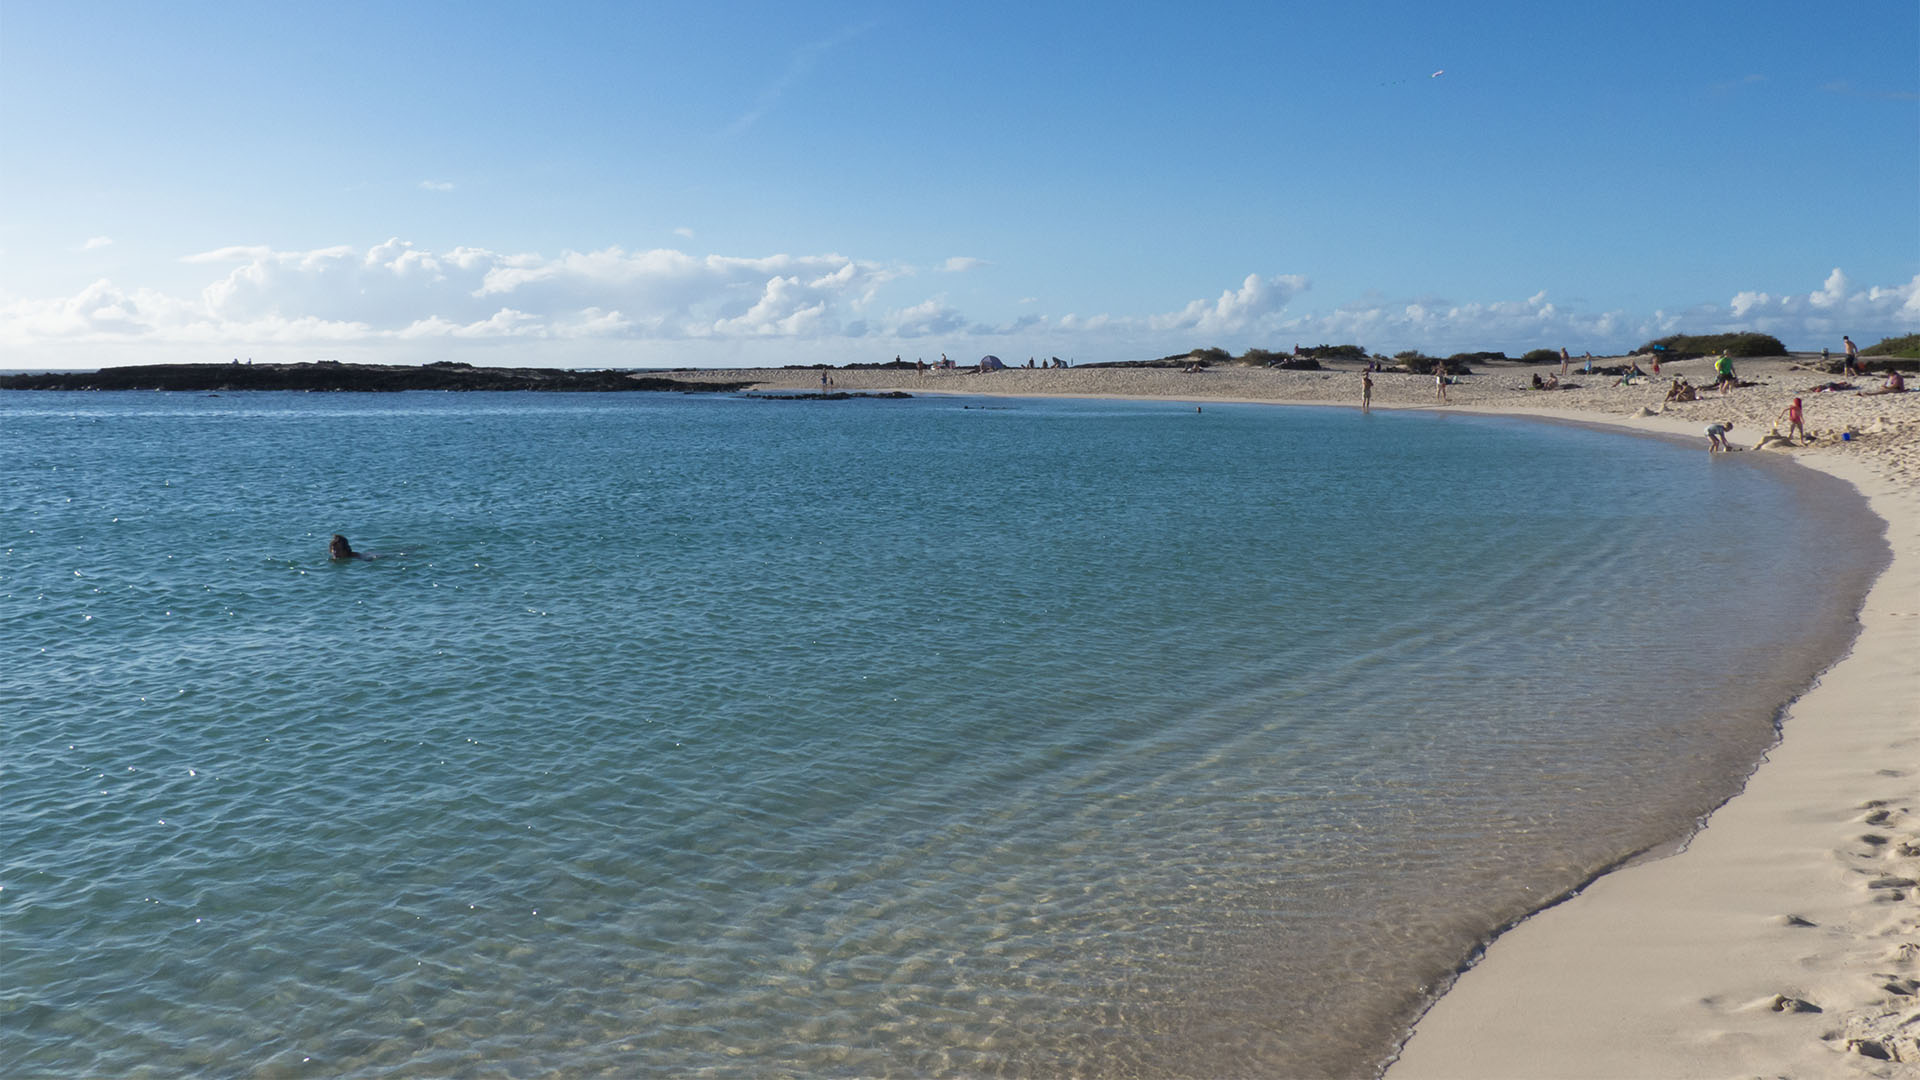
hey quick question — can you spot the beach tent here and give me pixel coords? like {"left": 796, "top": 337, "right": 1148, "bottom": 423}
{"left": 979, "top": 355, "right": 1007, "bottom": 371}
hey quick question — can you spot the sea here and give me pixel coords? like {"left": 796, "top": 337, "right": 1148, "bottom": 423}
{"left": 1, "top": 388, "right": 1886, "bottom": 1078}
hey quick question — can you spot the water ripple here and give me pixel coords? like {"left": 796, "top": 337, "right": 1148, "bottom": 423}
{"left": 0, "top": 392, "right": 1880, "bottom": 1078}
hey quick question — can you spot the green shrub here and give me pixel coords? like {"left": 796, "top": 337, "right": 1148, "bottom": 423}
{"left": 1447, "top": 351, "right": 1507, "bottom": 364}
{"left": 1521, "top": 348, "right": 1559, "bottom": 363}
{"left": 1862, "top": 334, "right": 1920, "bottom": 358}
{"left": 1398, "top": 353, "right": 1463, "bottom": 375}
{"left": 1299, "top": 343, "right": 1366, "bottom": 361}
{"left": 1633, "top": 333, "right": 1786, "bottom": 359}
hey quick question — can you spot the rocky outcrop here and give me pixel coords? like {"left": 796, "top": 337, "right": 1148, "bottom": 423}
{"left": 0, "top": 362, "right": 752, "bottom": 393}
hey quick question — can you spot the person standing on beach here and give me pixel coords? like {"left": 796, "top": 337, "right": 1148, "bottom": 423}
{"left": 1775, "top": 397, "right": 1808, "bottom": 444}
{"left": 1434, "top": 361, "right": 1448, "bottom": 404}
{"left": 1559, "top": 347, "right": 1570, "bottom": 374}
{"left": 1843, "top": 335, "right": 1860, "bottom": 375}
{"left": 1361, "top": 370, "right": 1373, "bottom": 412}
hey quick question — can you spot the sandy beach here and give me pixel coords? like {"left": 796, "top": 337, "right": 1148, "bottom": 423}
{"left": 670, "top": 356, "right": 1920, "bottom": 1076}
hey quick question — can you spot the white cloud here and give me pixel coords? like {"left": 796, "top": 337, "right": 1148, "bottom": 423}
{"left": 941, "top": 256, "right": 987, "bottom": 273}
{"left": 674, "top": 226, "right": 696, "bottom": 239}
{"left": 1689, "top": 268, "right": 1920, "bottom": 340}
{"left": 883, "top": 297, "right": 968, "bottom": 338}
{"left": 4, "top": 250, "right": 1913, "bottom": 368}
{"left": 419, "top": 180, "right": 455, "bottom": 191}
{"left": 82, "top": 236, "right": 113, "bottom": 250}
{"left": 1146, "top": 273, "right": 1309, "bottom": 334}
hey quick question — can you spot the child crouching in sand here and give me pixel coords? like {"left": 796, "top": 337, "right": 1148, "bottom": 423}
{"left": 1705, "top": 421, "right": 1734, "bottom": 453}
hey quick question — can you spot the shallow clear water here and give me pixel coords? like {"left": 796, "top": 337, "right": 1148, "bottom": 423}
{"left": 1, "top": 390, "right": 1882, "bottom": 1077}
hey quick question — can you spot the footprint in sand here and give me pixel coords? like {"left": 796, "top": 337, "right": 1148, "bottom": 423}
{"left": 1846, "top": 1037, "right": 1895, "bottom": 1061}
{"left": 1769, "top": 994, "right": 1823, "bottom": 1013}
{"left": 1876, "top": 975, "right": 1920, "bottom": 996}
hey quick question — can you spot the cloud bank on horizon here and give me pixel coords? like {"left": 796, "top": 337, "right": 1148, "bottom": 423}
{"left": 3, "top": 240, "right": 1914, "bottom": 368}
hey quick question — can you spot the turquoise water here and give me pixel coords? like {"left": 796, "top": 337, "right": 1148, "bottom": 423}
{"left": 1, "top": 391, "right": 1881, "bottom": 1077}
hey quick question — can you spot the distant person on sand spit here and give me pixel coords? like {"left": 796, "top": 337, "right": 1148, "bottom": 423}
{"left": 1559, "top": 347, "right": 1570, "bottom": 374}
{"left": 1705, "top": 422, "right": 1734, "bottom": 453}
{"left": 1434, "top": 362, "right": 1448, "bottom": 404}
{"left": 1361, "top": 371, "right": 1373, "bottom": 412}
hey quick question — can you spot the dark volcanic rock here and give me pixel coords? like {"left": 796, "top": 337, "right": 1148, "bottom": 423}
{"left": 0, "top": 362, "right": 753, "bottom": 393}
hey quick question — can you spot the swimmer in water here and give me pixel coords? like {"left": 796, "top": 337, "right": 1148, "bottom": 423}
{"left": 329, "top": 534, "right": 372, "bottom": 560}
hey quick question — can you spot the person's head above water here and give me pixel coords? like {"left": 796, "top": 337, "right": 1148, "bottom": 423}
{"left": 329, "top": 534, "right": 356, "bottom": 560}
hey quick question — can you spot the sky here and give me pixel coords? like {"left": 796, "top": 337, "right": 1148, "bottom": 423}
{"left": 2, "top": 0, "right": 1916, "bottom": 370}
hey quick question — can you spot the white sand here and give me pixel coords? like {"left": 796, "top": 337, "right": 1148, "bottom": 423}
{"left": 668, "top": 357, "right": 1920, "bottom": 1074}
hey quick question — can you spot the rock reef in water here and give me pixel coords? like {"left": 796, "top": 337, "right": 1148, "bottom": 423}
{"left": 0, "top": 361, "right": 752, "bottom": 393}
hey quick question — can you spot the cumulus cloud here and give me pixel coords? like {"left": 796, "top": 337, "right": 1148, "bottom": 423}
{"left": 884, "top": 297, "right": 968, "bottom": 338}
{"left": 1147, "top": 273, "right": 1310, "bottom": 335}
{"left": 3, "top": 238, "right": 915, "bottom": 352}
{"left": 82, "top": 236, "right": 113, "bottom": 250}
{"left": 1712, "top": 267, "right": 1919, "bottom": 337}
{"left": 1259, "top": 271, "right": 1920, "bottom": 355}
{"left": 3, "top": 249, "right": 1913, "bottom": 367}
{"left": 941, "top": 256, "right": 987, "bottom": 273}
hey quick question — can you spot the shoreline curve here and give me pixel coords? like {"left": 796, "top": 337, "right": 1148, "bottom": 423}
{"left": 669, "top": 358, "right": 1920, "bottom": 1076}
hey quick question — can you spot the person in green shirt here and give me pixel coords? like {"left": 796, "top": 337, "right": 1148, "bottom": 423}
{"left": 1712, "top": 353, "right": 1736, "bottom": 393}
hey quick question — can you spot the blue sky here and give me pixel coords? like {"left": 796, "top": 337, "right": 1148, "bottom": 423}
{"left": 3, "top": 0, "right": 1915, "bottom": 368}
